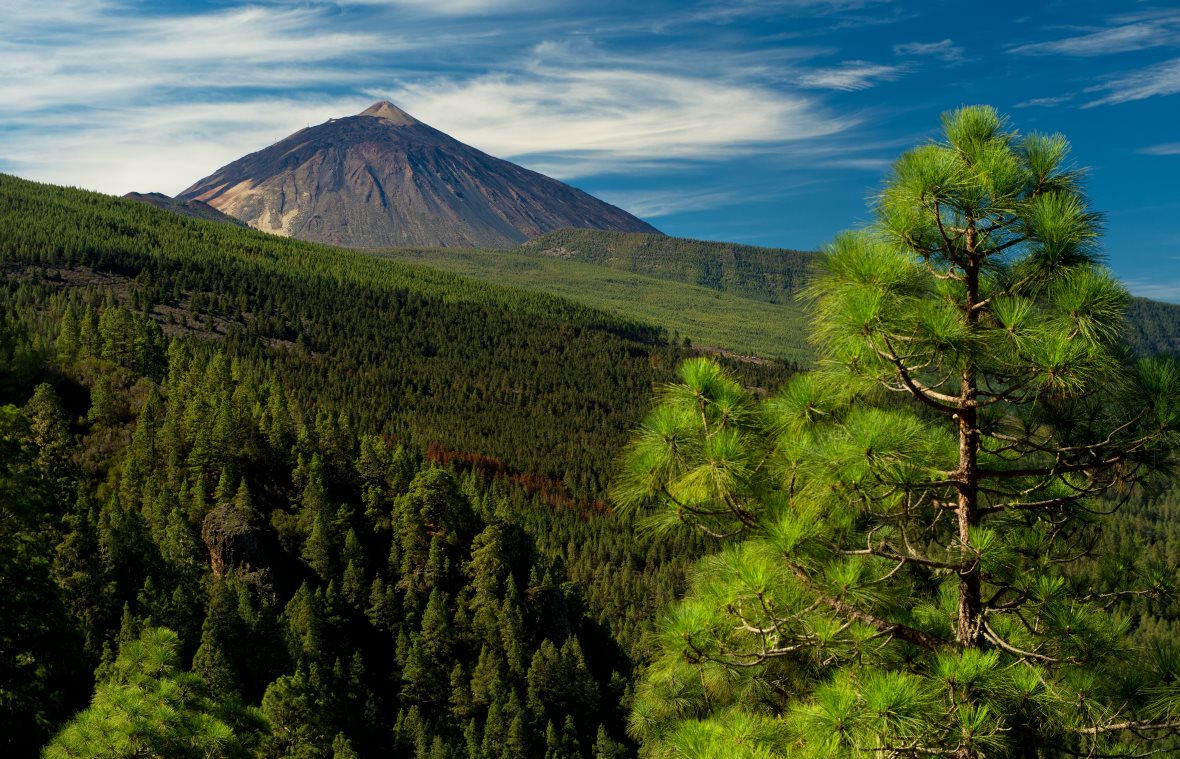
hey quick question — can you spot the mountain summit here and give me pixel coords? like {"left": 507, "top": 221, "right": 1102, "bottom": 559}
{"left": 178, "top": 101, "right": 660, "bottom": 248}
{"left": 358, "top": 100, "right": 419, "bottom": 125}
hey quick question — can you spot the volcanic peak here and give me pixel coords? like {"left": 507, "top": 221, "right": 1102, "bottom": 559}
{"left": 178, "top": 100, "right": 660, "bottom": 248}
{"left": 359, "top": 100, "right": 418, "bottom": 126}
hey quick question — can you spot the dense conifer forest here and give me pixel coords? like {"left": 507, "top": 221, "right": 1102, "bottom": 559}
{"left": 1, "top": 168, "right": 1178, "bottom": 756}
{"left": 0, "top": 174, "right": 797, "bottom": 756}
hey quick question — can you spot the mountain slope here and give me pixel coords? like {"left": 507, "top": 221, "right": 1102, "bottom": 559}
{"left": 178, "top": 101, "right": 660, "bottom": 248}
{"left": 519, "top": 228, "right": 815, "bottom": 303}
{"left": 375, "top": 245, "right": 814, "bottom": 364}
{"left": 0, "top": 173, "right": 788, "bottom": 494}
{"left": 378, "top": 228, "right": 1180, "bottom": 362}
{"left": 123, "top": 191, "right": 247, "bottom": 226}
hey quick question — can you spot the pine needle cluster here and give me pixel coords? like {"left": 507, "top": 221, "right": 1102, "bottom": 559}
{"left": 614, "top": 106, "right": 1180, "bottom": 758}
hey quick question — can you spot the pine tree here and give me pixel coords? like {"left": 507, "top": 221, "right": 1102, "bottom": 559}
{"left": 261, "top": 669, "right": 331, "bottom": 758}
{"left": 86, "top": 374, "right": 118, "bottom": 427}
{"left": 191, "top": 578, "right": 241, "bottom": 701}
{"left": 616, "top": 106, "right": 1180, "bottom": 756}
{"left": 44, "top": 627, "right": 266, "bottom": 758}
{"left": 26, "top": 382, "right": 73, "bottom": 486}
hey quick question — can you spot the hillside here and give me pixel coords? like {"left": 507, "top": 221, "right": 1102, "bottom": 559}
{"left": 2, "top": 174, "right": 762, "bottom": 755}
{"left": 374, "top": 246, "right": 814, "bottom": 365}
{"left": 2, "top": 174, "right": 1179, "bottom": 756}
{"left": 178, "top": 102, "right": 660, "bottom": 249}
{"left": 519, "top": 228, "right": 815, "bottom": 303}
{"left": 379, "top": 229, "right": 1180, "bottom": 362}
{"left": 3, "top": 175, "right": 792, "bottom": 495}
{"left": 122, "top": 191, "right": 248, "bottom": 227}
{"left": 1126, "top": 296, "right": 1180, "bottom": 356}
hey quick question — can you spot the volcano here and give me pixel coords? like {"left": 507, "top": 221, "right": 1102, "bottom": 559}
{"left": 178, "top": 101, "right": 660, "bottom": 249}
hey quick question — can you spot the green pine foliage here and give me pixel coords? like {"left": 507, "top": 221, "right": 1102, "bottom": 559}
{"left": 616, "top": 107, "right": 1180, "bottom": 757}
{"left": 0, "top": 173, "right": 747, "bottom": 754}
{"left": 43, "top": 627, "right": 267, "bottom": 758}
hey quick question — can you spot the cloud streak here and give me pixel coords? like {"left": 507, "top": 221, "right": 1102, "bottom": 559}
{"left": 339, "top": 0, "right": 544, "bottom": 13}
{"left": 1010, "top": 14, "right": 1180, "bottom": 57}
{"left": 378, "top": 54, "right": 855, "bottom": 175}
{"left": 796, "top": 62, "right": 905, "bottom": 91}
{"left": 1121, "top": 278, "right": 1180, "bottom": 304}
{"left": 1083, "top": 58, "right": 1180, "bottom": 107}
{"left": 894, "top": 39, "right": 964, "bottom": 62}
{"left": 0, "top": 0, "right": 867, "bottom": 194}
{"left": 1139, "top": 142, "right": 1180, "bottom": 155}
{"left": 1015, "top": 94, "right": 1075, "bottom": 108}
{"left": 594, "top": 188, "right": 743, "bottom": 218}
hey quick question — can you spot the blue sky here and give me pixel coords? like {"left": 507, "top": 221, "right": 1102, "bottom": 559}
{"left": 3, "top": 1, "right": 1180, "bottom": 301}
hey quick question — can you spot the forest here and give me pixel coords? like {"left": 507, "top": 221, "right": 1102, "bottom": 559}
{"left": 0, "top": 173, "right": 790, "bottom": 756}
{"left": 2, "top": 103, "right": 1180, "bottom": 759}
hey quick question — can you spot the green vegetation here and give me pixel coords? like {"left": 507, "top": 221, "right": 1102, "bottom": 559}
{"left": 378, "top": 229, "right": 1180, "bottom": 366}
{"left": 44, "top": 627, "right": 267, "bottom": 758}
{"left": 375, "top": 246, "right": 812, "bottom": 364}
{"left": 519, "top": 229, "right": 814, "bottom": 304}
{"left": 0, "top": 174, "right": 791, "bottom": 499}
{"left": 616, "top": 107, "right": 1180, "bottom": 756}
{"left": 0, "top": 174, "right": 783, "bottom": 755}
{"left": 1126, "top": 297, "right": 1180, "bottom": 357}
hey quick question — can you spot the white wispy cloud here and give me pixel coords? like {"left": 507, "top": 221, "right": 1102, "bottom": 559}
{"left": 688, "top": 0, "right": 893, "bottom": 22}
{"left": 893, "top": 39, "right": 963, "bottom": 62}
{"left": 379, "top": 60, "right": 854, "bottom": 174}
{"left": 0, "top": 98, "right": 371, "bottom": 195}
{"left": 0, "top": 5, "right": 391, "bottom": 112}
{"left": 0, "top": 0, "right": 862, "bottom": 194}
{"left": 1015, "top": 94, "right": 1075, "bottom": 108}
{"left": 1139, "top": 142, "right": 1180, "bottom": 155}
{"left": 335, "top": 0, "right": 543, "bottom": 13}
{"left": 1010, "top": 13, "right": 1180, "bottom": 56}
{"left": 594, "top": 189, "right": 742, "bottom": 218}
{"left": 1083, "top": 57, "right": 1180, "bottom": 107}
{"left": 796, "top": 61, "right": 905, "bottom": 90}
{"left": 0, "top": 2, "right": 411, "bottom": 193}
{"left": 821, "top": 157, "right": 893, "bottom": 171}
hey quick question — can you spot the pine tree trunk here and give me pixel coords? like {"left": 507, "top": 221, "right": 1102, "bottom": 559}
{"left": 956, "top": 234, "right": 983, "bottom": 650}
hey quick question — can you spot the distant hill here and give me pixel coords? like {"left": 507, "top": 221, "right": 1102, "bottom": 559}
{"left": 518, "top": 228, "right": 816, "bottom": 303}
{"left": 122, "top": 191, "right": 247, "bottom": 226}
{"left": 373, "top": 245, "right": 814, "bottom": 365}
{"left": 1126, "top": 297, "right": 1180, "bottom": 357}
{"left": 380, "top": 228, "right": 1180, "bottom": 363}
{"left": 177, "top": 101, "right": 660, "bottom": 249}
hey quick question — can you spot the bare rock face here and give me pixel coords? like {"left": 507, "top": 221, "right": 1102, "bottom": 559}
{"left": 201, "top": 502, "right": 268, "bottom": 582}
{"left": 178, "top": 101, "right": 661, "bottom": 249}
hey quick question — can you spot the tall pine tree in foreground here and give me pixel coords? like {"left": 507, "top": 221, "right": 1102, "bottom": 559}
{"left": 616, "top": 106, "right": 1180, "bottom": 757}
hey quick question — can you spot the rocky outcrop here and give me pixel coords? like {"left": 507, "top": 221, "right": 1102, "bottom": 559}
{"left": 201, "top": 502, "right": 269, "bottom": 582}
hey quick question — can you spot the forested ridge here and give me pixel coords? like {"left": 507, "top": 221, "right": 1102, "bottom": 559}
{"left": 0, "top": 174, "right": 791, "bottom": 756}
{"left": 518, "top": 229, "right": 814, "bottom": 304}
{"left": 385, "top": 229, "right": 1180, "bottom": 362}
{"left": 372, "top": 246, "right": 813, "bottom": 364}
{"left": 1, "top": 168, "right": 1178, "bottom": 757}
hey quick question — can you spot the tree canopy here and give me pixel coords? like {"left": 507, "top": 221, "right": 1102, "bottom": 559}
{"left": 616, "top": 106, "right": 1180, "bottom": 757}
